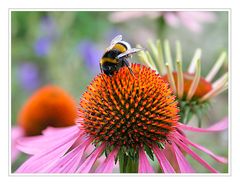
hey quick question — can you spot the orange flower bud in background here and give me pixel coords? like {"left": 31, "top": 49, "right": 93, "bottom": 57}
{"left": 17, "top": 85, "right": 77, "bottom": 136}
{"left": 162, "top": 72, "right": 212, "bottom": 99}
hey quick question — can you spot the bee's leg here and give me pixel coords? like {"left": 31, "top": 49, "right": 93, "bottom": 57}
{"left": 123, "top": 59, "right": 135, "bottom": 77}
{"left": 99, "top": 63, "right": 103, "bottom": 73}
{"left": 100, "top": 63, "right": 108, "bottom": 85}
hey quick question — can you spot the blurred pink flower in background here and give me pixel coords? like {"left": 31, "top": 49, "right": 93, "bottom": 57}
{"left": 109, "top": 12, "right": 160, "bottom": 22}
{"left": 164, "top": 12, "right": 216, "bottom": 33}
{"left": 109, "top": 11, "right": 216, "bottom": 33}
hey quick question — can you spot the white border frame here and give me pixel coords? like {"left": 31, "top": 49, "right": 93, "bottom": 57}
{"left": 8, "top": 8, "right": 231, "bottom": 177}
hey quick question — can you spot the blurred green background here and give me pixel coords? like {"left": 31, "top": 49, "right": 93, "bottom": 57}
{"left": 11, "top": 11, "right": 228, "bottom": 173}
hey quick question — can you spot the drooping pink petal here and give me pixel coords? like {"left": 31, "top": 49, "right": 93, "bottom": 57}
{"left": 138, "top": 147, "right": 154, "bottom": 173}
{"left": 17, "top": 138, "right": 74, "bottom": 172}
{"left": 17, "top": 137, "right": 78, "bottom": 173}
{"left": 96, "top": 147, "right": 119, "bottom": 173}
{"left": 16, "top": 126, "right": 82, "bottom": 173}
{"left": 17, "top": 126, "right": 82, "bottom": 155}
{"left": 177, "top": 117, "right": 228, "bottom": 133}
{"left": 152, "top": 144, "right": 175, "bottom": 173}
{"left": 171, "top": 142, "right": 195, "bottom": 173}
{"left": 162, "top": 143, "right": 180, "bottom": 172}
{"left": 44, "top": 138, "right": 93, "bottom": 173}
{"left": 175, "top": 132, "right": 227, "bottom": 163}
{"left": 77, "top": 143, "right": 106, "bottom": 173}
{"left": 173, "top": 137, "right": 218, "bottom": 173}
{"left": 11, "top": 126, "right": 24, "bottom": 162}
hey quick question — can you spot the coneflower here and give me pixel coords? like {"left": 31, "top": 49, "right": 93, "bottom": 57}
{"left": 138, "top": 39, "right": 227, "bottom": 124}
{"left": 12, "top": 85, "right": 78, "bottom": 161}
{"left": 16, "top": 64, "right": 227, "bottom": 173}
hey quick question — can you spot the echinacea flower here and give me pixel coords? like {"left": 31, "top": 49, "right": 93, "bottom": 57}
{"left": 12, "top": 85, "right": 77, "bottom": 161}
{"left": 138, "top": 40, "right": 227, "bottom": 124}
{"left": 109, "top": 11, "right": 216, "bottom": 33}
{"left": 16, "top": 64, "right": 227, "bottom": 173}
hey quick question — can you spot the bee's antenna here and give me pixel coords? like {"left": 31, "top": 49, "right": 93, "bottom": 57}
{"left": 99, "top": 63, "right": 103, "bottom": 74}
{"left": 99, "top": 63, "right": 109, "bottom": 84}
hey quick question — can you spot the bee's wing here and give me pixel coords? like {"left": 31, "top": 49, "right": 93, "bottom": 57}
{"left": 106, "top": 35, "right": 123, "bottom": 51}
{"left": 116, "top": 48, "right": 144, "bottom": 59}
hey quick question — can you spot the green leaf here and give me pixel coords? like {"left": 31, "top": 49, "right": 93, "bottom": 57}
{"left": 144, "top": 145, "right": 154, "bottom": 161}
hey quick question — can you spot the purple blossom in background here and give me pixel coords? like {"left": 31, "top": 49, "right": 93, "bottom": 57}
{"left": 34, "top": 37, "right": 52, "bottom": 57}
{"left": 18, "top": 62, "right": 41, "bottom": 92}
{"left": 34, "top": 16, "right": 57, "bottom": 57}
{"left": 77, "top": 40, "right": 103, "bottom": 75}
{"left": 40, "top": 16, "right": 57, "bottom": 38}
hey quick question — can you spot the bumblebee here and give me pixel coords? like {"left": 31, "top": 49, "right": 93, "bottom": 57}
{"left": 100, "top": 35, "right": 143, "bottom": 76}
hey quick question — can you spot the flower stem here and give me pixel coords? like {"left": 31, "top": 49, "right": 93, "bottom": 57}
{"left": 119, "top": 153, "right": 138, "bottom": 173}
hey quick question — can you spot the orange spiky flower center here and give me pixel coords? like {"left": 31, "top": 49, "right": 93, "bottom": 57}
{"left": 18, "top": 85, "right": 78, "bottom": 136}
{"left": 163, "top": 72, "right": 213, "bottom": 99}
{"left": 79, "top": 64, "right": 179, "bottom": 149}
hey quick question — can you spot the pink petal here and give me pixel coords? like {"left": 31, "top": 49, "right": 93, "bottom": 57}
{"left": 45, "top": 138, "right": 93, "bottom": 173}
{"left": 175, "top": 132, "right": 227, "bottom": 163}
{"left": 138, "top": 147, "right": 154, "bottom": 173}
{"left": 17, "top": 139, "right": 72, "bottom": 173}
{"left": 152, "top": 144, "right": 175, "bottom": 173}
{"left": 77, "top": 143, "right": 106, "bottom": 173}
{"left": 17, "top": 138, "right": 77, "bottom": 173}
{"left": 17, "top": 126, "right": 82, "bottom": 155}
{"left": 162, "top": 143, "right": 179, "bottom": 171}
{"left": 173, "top": 137, "right": 218, "bottom": 173}
{"left": 171, "top": 142, "right": 195, "bottom": 173}
{"left": 178, "top": 117, "right": 228, "bottom": 133}
{"left": 16, "top": 127, "right": 81, "bottom": 173}
{"left": 42, "top": 126, "right": 77, "bottom": 136}
{"left": 96, "top": 147, "right": 119, "bottom": 173}
{"left": 11, "top": 126, "right": 24, "bottom": 162}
